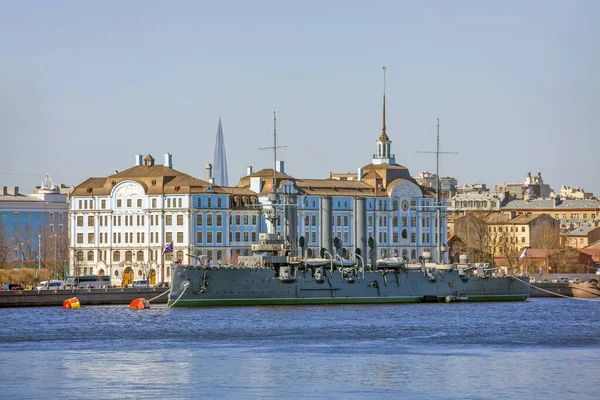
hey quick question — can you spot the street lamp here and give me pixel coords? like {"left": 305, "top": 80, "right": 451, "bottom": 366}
{"left": 37, "top": 234, "right": 41, "bottom": 282}
{"left": 54, "top": 234, "right": 57, "bottom": 279}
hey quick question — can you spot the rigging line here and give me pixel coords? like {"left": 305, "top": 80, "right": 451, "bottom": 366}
{"left": 147, "top": 288, "right": 171, "bottom": 303}
{"left": 513, "top": 276, "right": 600, "bottom": 302}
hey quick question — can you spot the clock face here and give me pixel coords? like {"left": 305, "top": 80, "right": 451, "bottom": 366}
{"left": 401, "top": 200, "right": 409, "bottom": 212}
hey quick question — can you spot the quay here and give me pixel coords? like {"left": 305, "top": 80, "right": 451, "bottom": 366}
{"left": 0, "top": 287, "right": 169, "bottom": 307}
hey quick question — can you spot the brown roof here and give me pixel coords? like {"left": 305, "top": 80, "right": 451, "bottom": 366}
{"left": 378, "top": 132, "right": 390, "bottom": 141}
{"left": 482, "top": 213, "right": 549, "bottom": 225}
{"left": 360, "top": 163, "right": 416, "bottom": 190}
{"left": 70, "top": 165, "right": 223, "bottom": 196}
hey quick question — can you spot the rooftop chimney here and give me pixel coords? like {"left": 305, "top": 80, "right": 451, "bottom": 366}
{"left": 205, "top": 163, "right": 213, "bottom": 181}
{"left": 276, "top": 161, "right": 285, "bottom": 174}
{"left": 357, "top": 167, "right": 363, "bottom": 181}
{"left": 247, "top": 165, "right": 253, "bottom": 176}
{"left": 135, "top": 154, "right": 142, "bottom": 166}
{"left": 164, "top": 153, "right": 173, "bottom": 168}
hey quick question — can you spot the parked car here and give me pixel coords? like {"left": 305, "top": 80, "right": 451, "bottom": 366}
{"left": 34, "top": 281, "right": 49, "bottom": 290}
{"left": 569, "top": 278, "right": 582, "bottom": 284}
{"left": 132, "top": 280, "right": 149, "bottom": 287}
{"left": 2, "top": 283, "right": 24, "bottom": 291}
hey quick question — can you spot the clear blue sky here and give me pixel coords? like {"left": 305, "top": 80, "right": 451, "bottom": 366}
{"left": 1, "top": 1, "right": 598, "bottom": 195}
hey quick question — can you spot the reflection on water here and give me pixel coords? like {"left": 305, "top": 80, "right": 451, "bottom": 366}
{"left": 0, "top": 299, "right": 599, "bottom": 399}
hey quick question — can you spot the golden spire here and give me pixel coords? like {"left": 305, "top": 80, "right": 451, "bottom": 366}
{"left": 379, "top": 66, "right": 389, "bottom": 141}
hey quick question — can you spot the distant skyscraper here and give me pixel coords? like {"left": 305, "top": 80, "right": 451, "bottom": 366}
{"left": 212, "top": 117, "right": 228, "bottom": 186}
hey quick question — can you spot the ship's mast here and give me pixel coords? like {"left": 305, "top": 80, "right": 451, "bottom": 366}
{"left": 417, "top": 119, "right": 457, "bottom": 263}
{"left": 436, "top": 118, "right": 442, "bottom": 264}
{"left": 260, "top": 111, "right": 287, "bottom": 234}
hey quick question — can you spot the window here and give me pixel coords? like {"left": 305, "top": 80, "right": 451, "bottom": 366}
{"left": 410, "top": 233, "right": 416, "bottom": 243}
{"left": 25, "top": 213, "right": 30, "bottom": 221}
{"left": 177, "top": 215, "right": 183, "bottom": 226}
{"left": 235, "top": 232, "right": 241, "bottom": 241}
{"left": 207, "top": 198, "right": 212, "bottom": 208}
{"left": 197, "top": 198, "right": 201, "bottom": 208}
{"left": 77, "top": 251, "right": 84, "bottom": 262}
{"left": 252, "top": 215, "right": 257, "bottom": 225}
{"left": 217, "top": 198, "right": 222, "bottom": 208}
{"left": 88, "top": 216, "right": 94, "bottom": 226}
{"left": 77, "top": 216, "right": 83, "bottom": 226}
{"left": 216, "top": 232, "right": 222, "bottom": 244}
{"left": 113, "top": 251, "right": 120, "bottom": 262}
{"left": 368, "top": 216, "right": 373, "bottom": 227}
{"left": 207, "top": 232, "right": 213, "bottom": 243}
{"left": 77, "top": 233, "right": 83, "bottom": 244}
{"left": 393, "top": 200, "right": 398, "bottom": 210}
{"left": 196, "top": 232, "right": 203, "bottom": 244}
{"left": 166, "top": 215, "right": 172, "bottom": 225}
{"left": 411, "top": 217, "right": 416, "bottom": 227}
{"left": 125, "top": 251, "right": 132, "bottom": 262}
{"left": 207, "top": 214, "right": 213, "bottom": 226}
{"left": 167, "top": 199, "right": 171, "bottom": 208}
{"left": 177, "top": 232, "right": 183, "bottom": 243}
{"left": 244, "top": 232, "right": 249, "bottom": 242}
{"left": 344, "top": 216, "right": 348, "bottom": 226}
{"left": 216, "top": 215, "right": 222, "bottom": 226}
{"left": 196, "top": 214, "right": 203, "bottom": 226}
{"left": 176, "top": 250, "right": 184, "bottom": 261}
{"left": 252, "top": 232, "right": 257, "bottom": 241}
{"left": 88, "top": 233, "right": 94, "bottom": 243}
{"left": 117, "top": 199, "right": 122, "bottom": 208}
{"left": 304, "top": 216, "right": 309, "bottom": 226}
{"left": 243, "top": 215, "right": 249, "bottom": 225}
{"left": 87, "top": 251, "right": 94, "bottom": 261}
{"left": 311, "top": 215, "right": 317, "bottom": 226}
{"left": 393, "top": 232, "right": 398, "bottom": 243}
{"left": 336, "top": 216, "right": 341, "bottom": 226}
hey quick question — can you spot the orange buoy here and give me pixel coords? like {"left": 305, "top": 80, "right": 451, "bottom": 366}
{"left": 129, "top": 298, "right": 150, "bottom": 309}
{"left": 63, "top": 297, "right": 80, "bottom": 309}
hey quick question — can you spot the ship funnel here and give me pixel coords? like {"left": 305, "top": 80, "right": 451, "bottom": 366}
{"left": 422, "top": 251, "right": 431, "bottom": 261}
{"left": 459, "top": 254, "right": 469, "bottom": 264}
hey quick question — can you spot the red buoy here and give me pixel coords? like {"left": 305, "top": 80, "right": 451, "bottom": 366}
{"left": 129, "top": 298, "right": 150, "bottom": 309}
{"left": 63, "top": 297, "right": 80, "bottom": 309}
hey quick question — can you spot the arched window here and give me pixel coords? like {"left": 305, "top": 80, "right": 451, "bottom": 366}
{"left": 402, "top": 249, "right": 408, "bottom": 260}
{"left": 136, "top": 251, "right": 144, "bottom": 261}
{"left": 87, "top": 251, "right": 94, "bottom": 261}
{"left": 125, "top": 251, "right": 132, "bottom": 262}
{"left": 113, "top": 251, "right": 120, "bottom": 262}
{"left": 76, "top": 251, "right": 83, "bottom": 261}
{"left": 401, "top": 229, "right": 408, "bottom": 239}
{"left": 216, "top": 250, "right": 222, "bottom": 260}
{"left": 176, "top": 250, "right": 183, "bottom": 261}
{"left": 411, "top": 249, "right": 416, "bottom": 261}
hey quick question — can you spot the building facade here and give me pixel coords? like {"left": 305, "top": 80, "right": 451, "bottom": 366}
{"left": 0, "top": 177, "right": 69, "bottom": 274}
{"left": 69, "top": 93, "right": 448, "bottom": 285}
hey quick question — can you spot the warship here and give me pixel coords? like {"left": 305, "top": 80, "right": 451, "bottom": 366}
{"left": 167, "top": 113, "right": 530, "bottom": 307}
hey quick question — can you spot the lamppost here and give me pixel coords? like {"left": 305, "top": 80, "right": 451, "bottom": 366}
{"left": 54, "top": 234, "right": 57, "bottom": 279}
{"left": 37, "top": 234, "right": 41, "bottom": 281}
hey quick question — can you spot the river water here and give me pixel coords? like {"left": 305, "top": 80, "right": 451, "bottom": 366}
{"left": 0, "top": 298, "right": 599, "bottom": 400}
